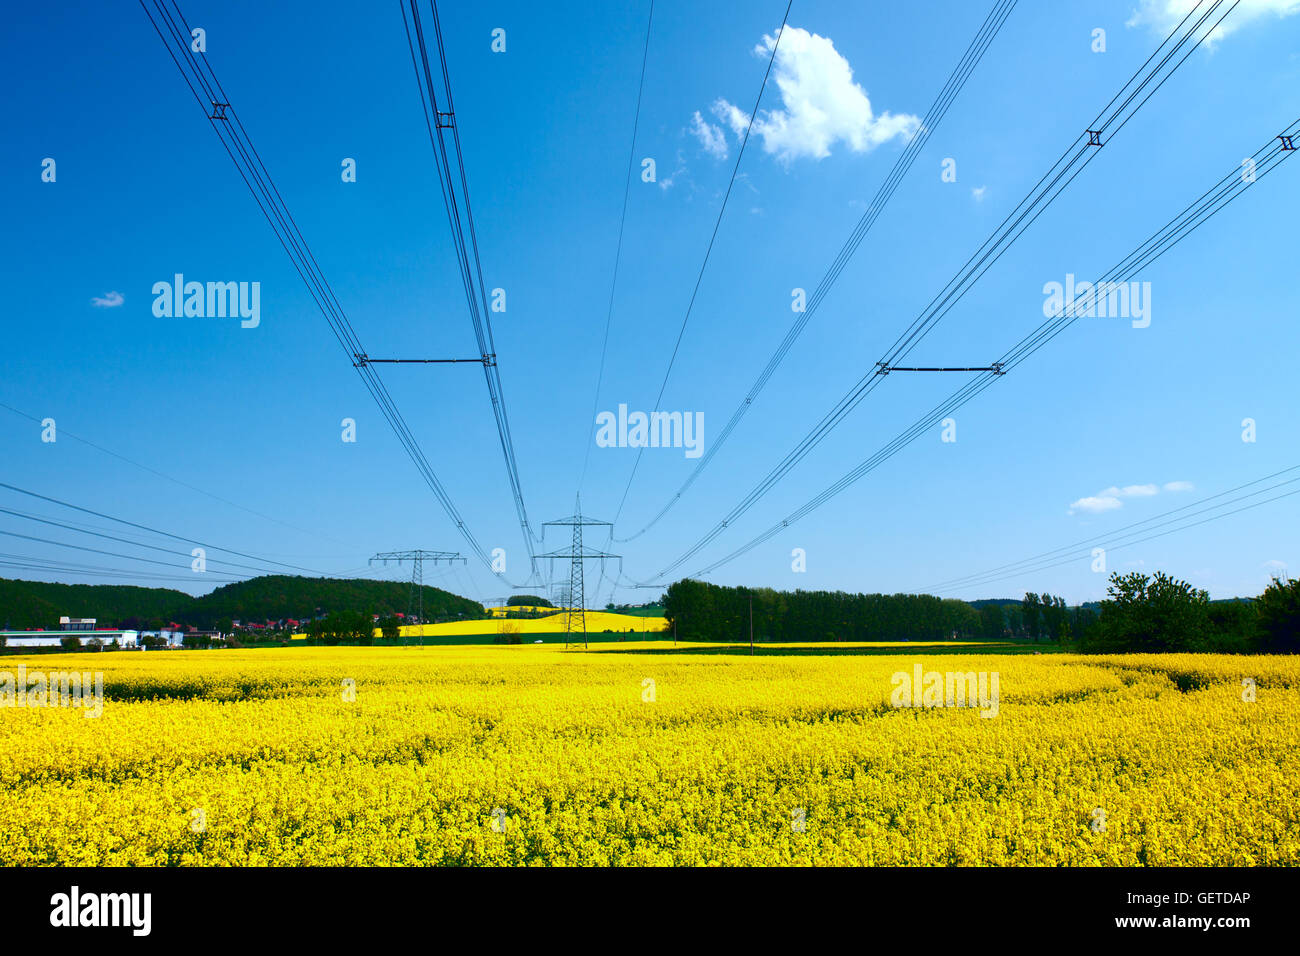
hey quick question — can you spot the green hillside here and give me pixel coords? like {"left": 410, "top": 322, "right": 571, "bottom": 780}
{"left": 0, "top": 579, "right": 189, "bottom": 630}
{"left": 0, "top": 575, "right": 483, "bottom": 630}
{"left": 183, "top": 576, "right": 483, "bottom": 628}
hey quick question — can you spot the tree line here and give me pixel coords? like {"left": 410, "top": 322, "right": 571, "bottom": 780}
{"left": 664, "top": 580, "right": 986, "bottom": 643}
{"left": 305, "top": 611, "right": 409, "bottom": 645}
{"left": 975, "top": 595, "right": 1097, "bottom": 643}
{"left": 663, "top": 574, "right": 1300, "bottom": 653}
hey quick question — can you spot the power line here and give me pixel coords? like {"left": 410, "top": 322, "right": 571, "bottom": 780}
{"left": 0, "top": 553, "right": 246, "bottom": 585}
{"left": 611, "top": 0, "right": 794, "bottom": 528}
{"left": 921, "top": 467, "right": 1300, "bottom": 594}
{"left": 613, "top": 0, "right": 1018, "bottom": 541}
{"left": 0, "top": 400, "right": 359, "bottom": 550}
{"left": 401, "top": 0, "right": 539, "bottom": 574}
{"left": 579, "top": 0, "right": 656, "bottom": 493}
{"left": 139, "top": 0, "right": 505, "bottom": 579}
{"left": 658, "top": 114, "right": 1298, "bottom": 581}
{"left": 0, "top": 507, "right": 326, "bottom": 578}
{"left": 0, "top": 527, "right": 260, "bottom": 578}
{"left": 0, "top": 562, "right": 241, "bottom": 586}
{"left": 923, "top": 464, "right": 1300, "bottom": 591}
{"left": 643, "top": 0, "right": 1241, "bottom": 578}
{"left": 0, "top": 480, "right": 337, "bottom": 576}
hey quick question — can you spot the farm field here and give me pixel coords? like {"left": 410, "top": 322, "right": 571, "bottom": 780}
{"left": 290, "top": 609, "right": 669, "bottom": 641}
{"left": 1, "top": 645, "right": 1297, "bottom": 865}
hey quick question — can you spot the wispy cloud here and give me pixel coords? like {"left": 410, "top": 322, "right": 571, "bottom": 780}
{"left": 708, "top": 26, "right": 919, "bottom": 166}
{"left": 658, "top": 150, "right": 688, "bottom": 191}
{"left": 690, "top": 110, "right": 728, "bottom": 160}
{"left": 971, "top": 186, "right": 987, "bottom": 202}
{"left": 1126, "top": 0, "right": 1300, "bottom": 48}
{"left": 1068, "top": 480, "right": 1191, "bottom": 514}
{"left": 91, "top": 291, "right": 124, "bottom": 308}
{"left": 1100, "top": 484, "right": 1159, "bottom": 498}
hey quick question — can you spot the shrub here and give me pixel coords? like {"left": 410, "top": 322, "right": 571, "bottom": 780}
{"left": 1256, "top": 576, "right": 1300, "bottom": 652}
{"left": 1206, "top": 600, "right": 1258, "bottom": 652}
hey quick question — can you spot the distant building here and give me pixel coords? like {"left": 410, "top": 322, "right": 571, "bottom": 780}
{"left": 138, "top": 630, "right": 188, "bottom": 647}
{"left": 58, "top": 617, "right": 97, "bottom": 631}
{"left": 3, "top": 629, "right": 140, "bottom": 648}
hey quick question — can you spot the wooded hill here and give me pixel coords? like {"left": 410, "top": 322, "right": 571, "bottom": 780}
{"left": 0, "top": 575, "right": 484, "bottom": 630}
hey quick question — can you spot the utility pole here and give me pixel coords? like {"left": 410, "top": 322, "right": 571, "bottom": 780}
{"left": 540, "top": 495, "right": 621, "bottom": 649}
{"left": 369, "top": 550, "right": 466, "bottom": 645}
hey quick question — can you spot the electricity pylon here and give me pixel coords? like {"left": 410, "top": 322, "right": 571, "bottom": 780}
{"left": 540, "top": 496, "right": 620, "bottom": 649}
{"left": 370, "top": 550, "right": 465, "bottom": 644}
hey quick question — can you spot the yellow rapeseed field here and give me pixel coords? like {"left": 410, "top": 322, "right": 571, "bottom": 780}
{"left": 402, "top": 609, "right": 667, "bottom": 637}
{"left": 0, "top": 646, "right": 1296, "bottom": 865}
{"left": 289, "top": 609, "right": 668, "bottom": 640}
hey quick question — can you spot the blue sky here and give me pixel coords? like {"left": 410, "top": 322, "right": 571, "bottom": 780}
{"left": 2, "top": 0, "right": 1298, "bottom": 608}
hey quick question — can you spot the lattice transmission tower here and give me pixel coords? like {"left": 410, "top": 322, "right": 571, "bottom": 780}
{"left": 540, "top": 496, "right": 621, "bottom": 648}
{"left": 370, "top": 550, "right": 466, "bottom": 644}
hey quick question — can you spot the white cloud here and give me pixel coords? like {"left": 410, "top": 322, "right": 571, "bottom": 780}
{"left": 1263, "top": 559, "right": 1288, "bottom": 571}
{"left": 971, "top": 186, "right": 987, "bottom": 202}
{"left": 1069, "top": 495, "right": 1124, "bottom": 515}
{"left": 1112, "top": 484, "right": 1159, "bottom": 498}
{"left": 1069, "top": 480, "right": 1188, "bottom": 514}
{"left": 690, "top": 111, "right": 728, "bottom": 160}
{"left": 1126, "top": 0, "right": 1300, "bottom": 48}
{"left": 712, "top": 98, "right": 752, "bottom": 139}
{"left": 711, "top": 26, "right": 919, "bottom": 165}
{"left": 91, "top": 291, "right": 124, "bottom": 308}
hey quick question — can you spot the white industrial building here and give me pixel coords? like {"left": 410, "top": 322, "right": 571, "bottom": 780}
{"left": 1, "top": 629, "right": 141, "bottom": 648}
